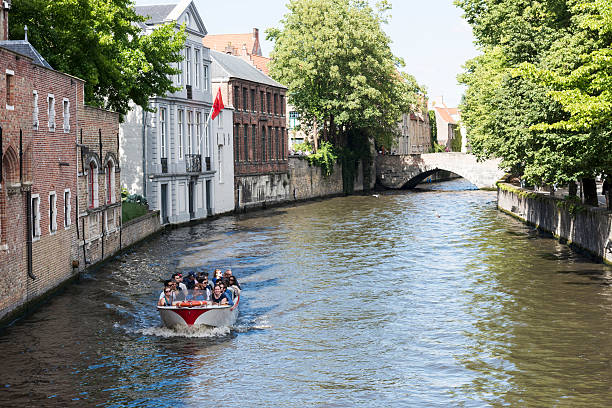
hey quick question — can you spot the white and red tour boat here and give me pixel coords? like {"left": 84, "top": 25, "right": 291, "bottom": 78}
{"left": 157, "top": 292, "right": 239, "bottom": 328}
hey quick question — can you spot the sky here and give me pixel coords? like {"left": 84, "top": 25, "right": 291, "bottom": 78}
{"left": 141, "top": 0, "right": 480, "bottom": 108}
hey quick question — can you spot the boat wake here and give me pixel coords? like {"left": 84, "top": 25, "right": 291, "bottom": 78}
{"left": 135, "top": 325, "right": 232, "bottom": 338}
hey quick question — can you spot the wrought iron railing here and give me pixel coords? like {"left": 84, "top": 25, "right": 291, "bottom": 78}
{"left": 185, "top": 154, "right": 201, "bottom": 173}
{"left": 161, "top": 157, "right": 168, "bottom": 173}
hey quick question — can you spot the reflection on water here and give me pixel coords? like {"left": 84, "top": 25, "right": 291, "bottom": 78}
{"left": 1, "top": 179, "right": 612, "bottom": 407}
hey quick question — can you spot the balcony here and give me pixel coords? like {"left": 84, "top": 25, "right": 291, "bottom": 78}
{"left": 161, "top": 157, "right": 168, "bottom": 173}
{"left": 185, "top": 154, "right": 202, "bottom": 173}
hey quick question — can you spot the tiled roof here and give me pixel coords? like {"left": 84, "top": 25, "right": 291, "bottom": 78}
{"left": 203, "top": 33, "right": 259, "bottom": 56}
{"left": 210, "top": 50, "right": 285, "bottom": 89}
{"left": 0, "top": 40, "right": 53, "bottom": 69}
{"left": 250, "top": 55, "right": 270, "bottom": 75}
{"left": 434, "top": 106, "right": 457, "bottom": 124}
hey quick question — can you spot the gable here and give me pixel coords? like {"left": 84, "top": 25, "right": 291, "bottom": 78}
{"left": 170, "top": 0, "right": 207, "bottom": 37}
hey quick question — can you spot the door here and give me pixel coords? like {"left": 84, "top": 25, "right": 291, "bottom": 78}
{"left": 205, "top": 179, "right": 212, "bottom": 216}
{"left": 161, "top": 184, "right": 168, "bottom": 224}
{"left": 188, "top": 179, "right": 195, "bottom": 219}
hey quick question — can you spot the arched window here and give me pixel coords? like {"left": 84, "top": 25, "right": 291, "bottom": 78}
{"left": 88, "top": 160, "right": 98, "bottom": 208}
{"left": 106, "top": 160, "right": 115, "bottom": 204}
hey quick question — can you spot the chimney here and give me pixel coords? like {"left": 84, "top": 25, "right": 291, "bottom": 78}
{"left": 1, "top": 0, "right": 11, "bottom": 41}
{"left": 252, "top": 28, "right": 259, "bottom": 41}
{"left": 241, "top": 44, "right": 247, "bottom": 56}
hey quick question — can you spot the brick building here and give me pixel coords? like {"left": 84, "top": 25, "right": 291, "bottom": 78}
{"left": 392, "top": 110, "right": 432, "bottom": 154}
{"left": 210, "top": 50, "right": 289, "bottom": 209}
{"left": 0, "top": 0, "right": 119, "bottom": 321}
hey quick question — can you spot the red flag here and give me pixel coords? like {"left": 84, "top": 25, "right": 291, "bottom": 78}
{"left": 211, "top": 87, "right": 224, "bottom": 120}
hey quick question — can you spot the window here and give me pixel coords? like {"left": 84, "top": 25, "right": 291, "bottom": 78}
{"left": 274, "top": 94, "right": 278, "bottom": 115}
{"left": 252, "top": 124, "right": 257, "bottom": 161}
{"left": 194, "top": 49, "right": 200, "bottom": 88}
{"left": 251, "top": 89, "right": 255, "bottom": 112}
{"left": 235, "top": 124, "right": 240, "bottom": 161}
{"left": 260, "top": 91, "right": 265, "bottom": 112}
{"left": 234, "top": 86, "right": 240, "bottom": 109}
{"left": 275, "top": 127, "right": 280, "bottom": 160}
{"left": 88, "top": 160, "right": 98, "bottom": 208}
{"left": 269, "top": 126, "right": 273, "bottom": 161}
{"left": 243, "top": 124, "right": 249, "bottom": 161}
{"left": 187, "top": 110, "right": 193, "bottom": 155}
{"left": 31, "top": 195, "right": 40, "bottom": 239}
{"left": 48, "top": 94, "right": 55, "bottom": 131}
{"left": 196, "top": 112, "right": 202, "bottom": 154}
{"left": 243, "top": 88, "right": 248, "bottom": 112}
{"left": 266, "top": 92, "right": 271, "bottom": 113}
{"left": 203, "top": 65, "right": 208, "bottom": 91}
{"left": 62, "top": 98, "right": 70, "bottom": 132}
{"left": 5, "top": 70, "right": 14, "bottom": 110}
{"left": 33, "top": 91, "right": 39, "bottom": 130}
{"left": 185, "top": 47, "right": 191, "bottom": 86}
{"left": 280, "top": 95, "right": 285, "bottom": 115}
{"left": 106, "top": 161, "right": 115, "bottom": 204}
{"left": 49, "top": 192, "right": 57, "bottom": 233}
{"left": 262, "top": 126, "right": 266, "bottom": 162}
{"left": 159, "top": 107, "right": 167, "bottom": 158}
{"left": 289, "top": 111, "right": 300, "bottom": 129}
{"left": 281, "top": 128, "right": 286, "bottom": 159}
{"left": 218, "top": 146, "right": 223, "bottom": 183}
{"left": 177, "top": 109, "right": 184, "bottom": 159}
{"left": 64, "top": 189, "right": 71, "bottom": 228}
{"left": 177, "top": 55, "right": 183, "bottom": 86}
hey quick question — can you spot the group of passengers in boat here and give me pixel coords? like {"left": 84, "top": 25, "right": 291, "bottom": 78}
{"left": 158, "top": 269, "right": 241, "bottom": 307}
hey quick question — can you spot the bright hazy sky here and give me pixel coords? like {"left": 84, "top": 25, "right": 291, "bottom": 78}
{"left": 141, "top": 0, "right": 479, "bottom": 107}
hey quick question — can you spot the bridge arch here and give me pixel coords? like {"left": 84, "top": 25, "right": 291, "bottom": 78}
{"left": 375, "top": 153, "right": 505, "bottom": 190}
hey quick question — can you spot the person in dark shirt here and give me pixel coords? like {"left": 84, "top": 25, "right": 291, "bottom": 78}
{"left": 184, "top": 272, "right": 197, "bottom": 290}
{"left": 223, "top": 269, "right": 241, "bottom": 289}
{"left": 211, "top": 285, "right": 229, "bottom": 305}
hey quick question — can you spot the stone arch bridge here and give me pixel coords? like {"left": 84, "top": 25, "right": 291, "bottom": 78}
{"left": 376, "top": 153, "right": 505, "bottom": 190}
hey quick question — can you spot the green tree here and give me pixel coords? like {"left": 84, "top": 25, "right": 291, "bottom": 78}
{"left": 9, "top": 0, "right": 186, "bottom": 116}
{"left": 267, "top": 0, "right": 422, "bottom": 150}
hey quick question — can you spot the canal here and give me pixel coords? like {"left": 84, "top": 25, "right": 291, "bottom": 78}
{"left": 1, "top": 179, "right": 612, "bottom": 407}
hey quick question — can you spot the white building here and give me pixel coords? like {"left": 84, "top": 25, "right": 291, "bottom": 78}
{"left": 120, "top": 0, "right": 221, "bottom": 224}
{"left": 212, "top": 108, "right": 234, "bottom": 214}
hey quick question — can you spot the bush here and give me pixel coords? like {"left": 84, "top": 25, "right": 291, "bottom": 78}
{"left": 306, "top": 141, "right": 337, "bottom": 177}
{"left": 122, "top": 201, "right": 148, "bottom": 223}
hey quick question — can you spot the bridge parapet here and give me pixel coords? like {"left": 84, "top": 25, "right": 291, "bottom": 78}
{"left": 376, "top": 153, "right": 505, "bottom": 190}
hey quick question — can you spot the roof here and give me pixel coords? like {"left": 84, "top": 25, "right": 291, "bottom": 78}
{"left": 0, "top": 40, "right": 53, "bottom": 69}
{"left": 134, "top": 4, "right": 177, "bottom": 25}
{"left": 434, "top": 106, "right": 457, "bottom": 124}
{"left": 250, "top": 54, "right": 270, "bottom": 75}
{"left": 203, "top": 32, "right": 260, "bottom": 57}
{"left": 210, "top": 50, "right": 285, "bottom": 89}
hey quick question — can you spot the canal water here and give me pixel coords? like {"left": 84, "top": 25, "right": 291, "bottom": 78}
{"left": 2, "top": 179, "right": 612, "bottom": 407}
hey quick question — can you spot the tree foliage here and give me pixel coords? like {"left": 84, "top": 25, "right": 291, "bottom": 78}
{"left": 267, "top": 0, "right": 423, "bottom": 150}
{"left": 456, "top": 0, "right": 612, "bottom": 185}
{"left": 9, "top": 0, "right": 186, "bottom": 116}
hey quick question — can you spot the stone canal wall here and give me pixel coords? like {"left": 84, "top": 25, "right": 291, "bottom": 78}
{"left": 120, "top": 210, "right": 163, "bottom": 249}
{"left": 497, "top": 183, "right": 612, "bottom": 263}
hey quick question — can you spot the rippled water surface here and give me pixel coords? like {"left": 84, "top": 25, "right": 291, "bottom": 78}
{"left": 2, "top": 179, "right": 612, "bottom": 407}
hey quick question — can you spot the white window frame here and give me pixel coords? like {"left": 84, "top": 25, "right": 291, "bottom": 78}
{"left": 31, "top": 194, "right": 41, "bottom": 240}
{"left": 159, "top": 107, "right": 167, "bottom": 159}
{"left": 88, "top": 160, "right": 99, "bottom": 208}
{"left": 33, "top": 90, "right": 39, "bottom": 130}
{"left": 49, "top": 191, "right": 57, "bottom": 233}
{"left": 177, "top": 109, "right": 184, "bottom": 159}
{"left": 187, "top": 110, "right": 193, "bottom": 155}
{"left": 47, "top": 94, "right": 55, "bottom": 131}
{"left": 203, "top": 65, "right": 208, "bottom": 91}
{"left": 106, "top": 160, "right": 115, "bottom": 204}
{"left": 196, "top": 111, "right": 202, "bottom": 154}
{"left": 185, "top": 47, "right": 191, "bottom": 86}
{"left": 64, "top": 189, "right": 71, "bottom": 229}
{"left": 62, "top": 98, "right": 70, "bottom": 132}
{"left": 194, "top": 48, "right": 200, "bottom": 89}
{"left": 177, "top": 56, "right": 183, "bottom": 86}
{"left": 218, "top": 145, "right": 223, "bottom": 183}
{"left": 5, "top": 69, "right": 14, "bottom": 111}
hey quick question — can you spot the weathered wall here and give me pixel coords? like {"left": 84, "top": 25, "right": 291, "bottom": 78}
{"left": 498, "top": 183, "right": 612, "bottom": 263}
{"left": 288, "top": 157, "right": 374, "bottom": 201}
{"left": 120, "top": 210, "right": 163, "bottom": 249}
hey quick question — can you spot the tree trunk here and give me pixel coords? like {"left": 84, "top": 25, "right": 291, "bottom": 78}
{"left": 312, "top": 120, "right": 319, "bottom": 151}
{"left": 582, "top": 177, "right": 598, "bottom": 206}
{"left": 568, "top": 181, "right": 577, "bottom": 197}
{"left": 604, "top": 174, "right": 611, "bottom": 210}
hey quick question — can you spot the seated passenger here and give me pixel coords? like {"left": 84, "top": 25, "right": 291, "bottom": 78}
{"left": 191, "top": 283, "right": 211, "bottom": 301}
{"left": 158, "top": 279, "right": 174, "bottom": 301}
{"left": 228, "top": 276, "right": 241, "bottom": 298}
{"left": 184, "top": 272, "right": 197, "bottom": 290}
{"left": 198, "top": 273, "right": 213, "bottom": 292}
{"left": 219, "top": 280, "right": 234, "bottom": 305}
{"left": 211, "top": 285, "right": 230, "bottom": 306}
{"left": 158, "top": 284, "right": 176, "bottom": 306}
{"left": 224, "top": 269, "right": 241, "bottom": 289}
{"left": 212, "top": 269, "right": 223, "bottom": 285}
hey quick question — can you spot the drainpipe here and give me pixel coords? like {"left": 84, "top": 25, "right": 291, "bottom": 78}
{"left": 142, "top": 109, "right": 147, "bottom": 198}
{"left": 25, "top": 189, "right": 35, "bottom": 280}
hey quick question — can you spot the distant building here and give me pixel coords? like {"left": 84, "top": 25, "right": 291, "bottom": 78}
{"left": 392, "top": 109, "right": 431, "bottom": 154}
{"left": 122, "top": 0, "right": 217, "bottom": 224}
{"left": 210, "top": 50, "right": 289, "bottom": 210}
{"left": 430, "top": 97, "right": 465, "bottom": 152}
{"left": 203, "top": 28, "right": 270, "bottom": 74}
